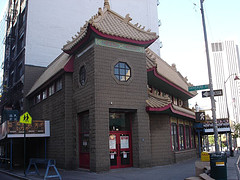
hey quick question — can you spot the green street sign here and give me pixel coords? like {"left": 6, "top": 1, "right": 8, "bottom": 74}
{"left": 188, "top": 84, "right": 209, "bottom": 91}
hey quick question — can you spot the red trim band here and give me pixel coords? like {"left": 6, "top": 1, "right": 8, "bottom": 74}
{"left": 146, "top": 104, "right": 195, "bottom": 119}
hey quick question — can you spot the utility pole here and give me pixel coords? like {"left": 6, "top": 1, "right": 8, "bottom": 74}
{"left": 199, "top": 0, "right": 220, "bottom": 153}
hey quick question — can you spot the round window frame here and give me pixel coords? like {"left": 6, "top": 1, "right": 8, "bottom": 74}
{"left": 111, "top": 60, "right": 133, "bottom": 85}
{"left": 114, "top": 62, "right": 131, "bottom": 82}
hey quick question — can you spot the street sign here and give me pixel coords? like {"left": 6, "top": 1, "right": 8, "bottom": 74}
{"left": 2, "top": 110, "right": 19, "bottom": 121}
{"left": 20, "top": 112, "right": 32, "bottom": 124}
{"left": 202, "top": 89, "right": 223, "bottom": 98}
{"left": 195, "top": 112, "right": 205, "bottom": 122}
{"left": 188, "top": 84, "right": 209, "bottom": 91}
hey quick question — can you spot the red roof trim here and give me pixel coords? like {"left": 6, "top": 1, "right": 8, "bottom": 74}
{"left": 147, "top": 67, "right": 194, "bottom": 98}
{"left": 146, "top": 104, "right": 171, "bottom": 112}
{"left": 169, "top": 105, "right": 195, "bottom": 119}
{"left": 146, "top": 104, "right": 195, "bottom": 119}
{"left": 64, "top": 56, "right": 74, "bottom": 72}
{"left": 90, "top": 25, "right": 156, "bottom": 45}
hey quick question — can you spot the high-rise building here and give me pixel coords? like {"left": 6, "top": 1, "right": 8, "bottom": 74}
{"left": 211, "top": 40, "right": 240, "bottom": 123}
{"left": 1, "top": 0, "right": 160, "bottom": 112}
{"left": 0, "top": 2, "right": 7, "bottom": 86}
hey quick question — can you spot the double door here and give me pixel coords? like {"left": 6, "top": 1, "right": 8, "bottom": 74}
{"left": 109, "top": 132, "right": 132, "bottom": 169}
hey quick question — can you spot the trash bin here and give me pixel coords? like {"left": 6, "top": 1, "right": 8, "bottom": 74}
{"left": 210, "top": 152, "right": 227, "bottom": 180}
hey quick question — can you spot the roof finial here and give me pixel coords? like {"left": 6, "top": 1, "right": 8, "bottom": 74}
{"left": 104, "top": 0, "right": 110, "bottom": 10}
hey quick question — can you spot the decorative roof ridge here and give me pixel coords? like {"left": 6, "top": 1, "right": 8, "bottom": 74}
{"left": 63, "top": 21, "right": 89, "bottom": 50}
{"left": 147, "top": 87, "right": 172, "bottom": 102}
{"left": 104, "top": 0, "right": 110, "bottom": 10}
{"left": 146, "top": 48, "right": 157, "bottom": 68}
{"left": 146, "top": 48, "right": 194, "bottom": 87}
{"left": 171, "top": 104, "right": 195, "bottom": 116}
{"left": 107, "top": 9, "right": 157, "bottom": 35}
{"left": 146, "top": 48, "right": 175, "bottom": 72}
{"left": 89, "top": 6, "right": 157, "bottom": 36}
{"left": 63, "top": 0, "right": 158, "bottom": 52}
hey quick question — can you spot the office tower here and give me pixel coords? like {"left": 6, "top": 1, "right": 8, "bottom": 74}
{"left": 1, "top": 0, "right": 160, "bottom": 112}
{"left": 211, "top": 40, "right": 240, "bottom": 123}
{"left": 0, "top": 4, "right": 7, "bottom": 85}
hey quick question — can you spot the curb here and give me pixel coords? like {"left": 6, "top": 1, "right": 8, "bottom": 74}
{"left": 0, "top": 169, "right": 30, "bottom": 180}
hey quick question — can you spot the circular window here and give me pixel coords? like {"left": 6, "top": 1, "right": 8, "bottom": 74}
{"left": 114, "top": 62, "right": 131, "bottom": 82}
{"left": 79, "top": 66, "right": 86, "bottom": 85}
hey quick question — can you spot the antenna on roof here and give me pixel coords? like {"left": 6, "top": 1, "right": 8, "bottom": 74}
{"left": 104, "top": 0, "right": 110, "bottom": 9}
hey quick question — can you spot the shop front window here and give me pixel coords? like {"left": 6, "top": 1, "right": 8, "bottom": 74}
{"left": 191, "top": 127, "right": 195, "bottom": 148}
{"left": 109, "top": 113, "right": 131, "bottom": 131}
{"left": 185, "top": 125, "right": 190, "bottom": 149}
{"left": 179, "top": 124, "right": 185, "bottom": 150}
{"left": 171, "top": 123, "right": 178, "bottom": 151}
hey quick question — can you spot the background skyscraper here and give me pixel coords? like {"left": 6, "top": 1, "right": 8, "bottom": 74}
{"left": 211, "top": 40, "right": 240, "bottom": 123}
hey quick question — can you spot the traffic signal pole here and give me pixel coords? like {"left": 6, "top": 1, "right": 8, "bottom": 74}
{"left": 199, "top": 0, "right": 220, "bottom": 153}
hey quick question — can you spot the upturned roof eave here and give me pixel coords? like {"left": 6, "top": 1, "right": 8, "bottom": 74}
{"left": 63, "top": 25, "right": 158, "bottom": 55}
{"left": 146, "top": 104, "right": 195, "bottom": 120}
{"left": 147, "top": 67, "right": 196, "bottom": 100}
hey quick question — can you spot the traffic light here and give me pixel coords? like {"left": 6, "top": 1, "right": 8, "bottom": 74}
{"left": 195, "top": 111, "right": 205, "bottom": 122}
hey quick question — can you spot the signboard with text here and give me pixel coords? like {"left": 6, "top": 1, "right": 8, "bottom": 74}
{"left": 0, "top": 120, "right": 50, "bottom": 140}
{"left": 202, "top": 89, "right": 223, "bottom": 98}
{"left": 8, "top": 120, "right": 45, "bottom": 134}
{"left": 188, "top": 84, "right": 209, "bottom": 91}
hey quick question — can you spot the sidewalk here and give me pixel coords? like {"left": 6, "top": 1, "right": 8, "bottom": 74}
{"left": 0, "top": 154, "right": 239, "bottom": 180}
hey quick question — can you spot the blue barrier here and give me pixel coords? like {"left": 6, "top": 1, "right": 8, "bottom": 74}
{"left": 26, "top": 158, "right": 62, "bottom": 180}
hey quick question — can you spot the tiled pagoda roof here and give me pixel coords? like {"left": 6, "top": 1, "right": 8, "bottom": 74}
{"left": 146, "top": 48, "right": 197, "bottom": 97}
{"left": 146, "top": 89, "right": 195, "bottom": 119}
{"left": 62, "top": 1, "right": 158, "bottom": 53}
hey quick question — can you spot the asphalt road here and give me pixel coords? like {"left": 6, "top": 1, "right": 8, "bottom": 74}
{"left": 0, "top": 171, "right": 21, "bottom": 180}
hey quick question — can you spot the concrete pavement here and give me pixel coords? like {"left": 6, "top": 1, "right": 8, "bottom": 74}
{"left": 0, "top": 153, "right": 239, "bottom": 180}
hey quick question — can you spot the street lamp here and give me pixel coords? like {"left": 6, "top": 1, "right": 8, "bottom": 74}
{"left": 223, "top": 73, "right": 240, "bottom": 156}
{"left": 224, "top": 73, "right": 240, "bottom": 122}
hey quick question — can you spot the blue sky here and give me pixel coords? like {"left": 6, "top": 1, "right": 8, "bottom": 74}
{"left": 0, "top": 0, "right": 7, "bottom": 18}
{"left": 158, "top": 0, "right": 240, "bottom": 109}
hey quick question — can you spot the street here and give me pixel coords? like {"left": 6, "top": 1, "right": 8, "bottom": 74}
{"left": 0, "top": 171, "right": 20, "bottom": 180}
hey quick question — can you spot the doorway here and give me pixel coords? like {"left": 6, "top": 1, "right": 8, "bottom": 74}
{"left": 79, "top": 111, "right": 90, "bottom": 169}
{"left": 109, "top": 112, "right": 132, "bottom": 169}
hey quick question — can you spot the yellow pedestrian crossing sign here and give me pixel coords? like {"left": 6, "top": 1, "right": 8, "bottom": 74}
{"left": 20, "top": 112, "right": 32, "bottom": 124}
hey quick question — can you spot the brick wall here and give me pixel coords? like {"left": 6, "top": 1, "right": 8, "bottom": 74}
{"left": 174, "top": 149, "right": 197, "bottom": 163}
{"left": 73, "top": 40, "right": 151, "bottom": 171}
{"left": 94, "top": 44, "right": 151, "bottom": 169}
{"left": 29, "top": 73, "right": 74, "bottom": 169}
{"left": 150, "top": 114, "right": 175, "bottom": 166}
{"left": 72, "top": 44, "right": 96, "bottom": 171}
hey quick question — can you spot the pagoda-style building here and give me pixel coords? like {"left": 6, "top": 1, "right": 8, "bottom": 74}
{"left": 1, "top": 0, "right": 197, "bottom": 172}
